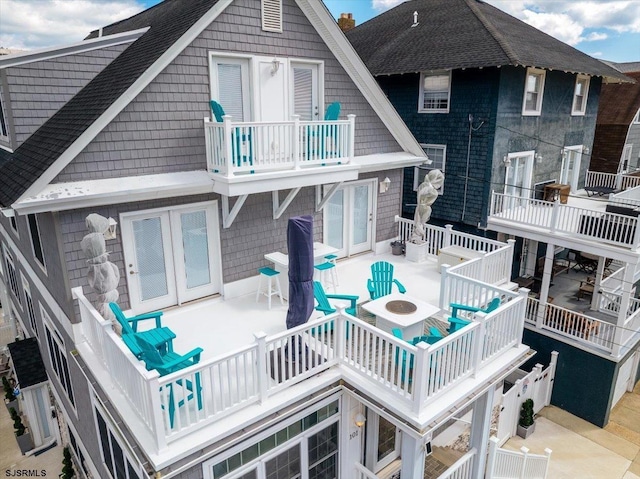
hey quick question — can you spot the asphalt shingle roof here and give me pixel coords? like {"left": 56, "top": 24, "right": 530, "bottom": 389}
{"left": 346, "top": 0, "right": 630, "bottom": 82}
{"left": 0, "top": 0, "right": 219, "bottom": 207}
{"left": 8, "top": 338, "right": 48, "bottom": 388}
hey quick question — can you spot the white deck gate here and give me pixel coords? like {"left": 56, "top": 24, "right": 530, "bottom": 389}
{"left": 486, "top": 437, "right": 552, "bottom": 479}
{"left": 496, "top": 352, "right": 558, "bottom": 446}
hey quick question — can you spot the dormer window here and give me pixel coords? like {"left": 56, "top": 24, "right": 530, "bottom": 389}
{"left": 522, "top": 67, "right": 545, "bottom": 116}
{"left": 262, "top": 0, "right": 282, "bottom": 33}
{"left": 0, "top": 86, "right": 9, "bottom": 141}
{"left": 419, "top": 71, "right": 451, "bottom": 113}
{"left": 572, "top": 74, "right": 590, "bottom": 116}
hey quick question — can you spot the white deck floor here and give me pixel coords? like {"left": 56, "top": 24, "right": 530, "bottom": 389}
{"left": 157, "top": 251, "right": 444, "bottom": 361}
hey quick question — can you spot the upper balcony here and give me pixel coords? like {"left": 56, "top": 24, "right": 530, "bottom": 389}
{"left": 71, "top": 221, "right": 530, "bottom": 466}
{"left": 204, "top": 115, "right": 361, "bottom": 197}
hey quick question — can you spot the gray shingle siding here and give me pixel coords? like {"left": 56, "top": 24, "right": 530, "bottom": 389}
{"left": 55, "top": 0, "right": 401, "bottom": 183}
{"left": 4, "top": 44, "right": 130, "bottom": 147}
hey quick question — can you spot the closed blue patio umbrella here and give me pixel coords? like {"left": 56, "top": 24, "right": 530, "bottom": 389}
{"left": 285, "top": 215, "right": 314, "bottom": 330}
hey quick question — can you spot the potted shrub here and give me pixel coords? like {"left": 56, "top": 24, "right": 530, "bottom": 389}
{"left": 516, "top": 398, "right": 536, "bottom": 438}
{"left": 61, "top": 447, "right": 75, "bottom": 479}
{"left": 3, "top": 376, "right": 19, "bottom": 413}
{"left": 9, "top": 407, "right": 33, "bottom": 454}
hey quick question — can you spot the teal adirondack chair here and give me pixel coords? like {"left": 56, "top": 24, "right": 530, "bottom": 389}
{"left": 313, "top": 281, "right": 358, "bottom": 316}
{"left": 210, "top": 100, "right": 253, "bottom": 167}
{"left": 413, "top": 326, "right": 444, "bottom": 345}
{"left": 447, "top": 316, "right": 470, "bottom": 334}
{"left": 109, "top": 303, "right": 176, "bottom": 359}
{"left": 135, "top": 336, "right": 203, "bottom": 428}
{"left": 450, "top": 297, "right": 501, "bottom": 319}
{"left": 391, "top": 328, "right": 415, "bottom": 383}
{"left": 307, "top": 102, "right": 341, "bottom": 160}
{"left": 367, "top": 261, "right": 406, "bottom": 300}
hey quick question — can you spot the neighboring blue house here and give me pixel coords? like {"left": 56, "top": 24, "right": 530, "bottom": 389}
{"left": 346, "top": 0, "right": 627, "bottom": 229}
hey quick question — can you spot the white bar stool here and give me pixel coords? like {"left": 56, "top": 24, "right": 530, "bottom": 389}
{"left": 314, "top": 261, "right": 337, "bottom": 292}
{"left": 256, "top": 267, "right": 283, "bottom": 309}
{"left": 324, "top": 254, "right": 339, "bottom": 286}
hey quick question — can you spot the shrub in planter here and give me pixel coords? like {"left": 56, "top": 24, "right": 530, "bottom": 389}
{"left": 10, "top": 407, "right": 25, "bottom": 436}
{"left": 10, "top": 407, "right": 33, "bottom": 454}
{"left": 516, "top": 398, "right": 535, "bottom": 438}
{"left": 3, "top": 376, "right": 19, "bottom": 413}
{"left": 61, "top": 447, "right": 75, "bottom": 479}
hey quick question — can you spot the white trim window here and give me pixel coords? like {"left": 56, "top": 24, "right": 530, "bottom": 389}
{"left": 94, "top": 402, "right": 143, "bottom": 479}
{"left": 209, "top": 55, "right": 251, "bottom": 122}
{"left": 27, "top": 213, "right": 46, "bottom": 272}
{"left": 2, "top": 243, "right": 21, "bottom": 306}
{"left": 9, "top": 211, "right": 18, "bottom": 236}
{"left": 419, "top": 71, "right": 451, "bottom": 113}
{"left": 572, "top": 74, "right": 590, "bottom": 115}
{"left": 0, "top": 85, "right": 9, "bottom": 141}
{"left": 42, "top": 306, "right": 75, "bottom": 407}
{"left": 262, "top": 0, "right": 282, "bottom": 33}
{"left": 522, "top": 68, "right": 546, "bottom": 116}
{"left": 633, "top": 109, "right": 640, "bottom": 124}
{"left": 414, "top": 145, "right": 446, "bottom": 194}
{"left": 21, "top": 273, "right": 38, "bottom": 338}
{"left": 622, "top": 144, "right": 633, "bottom": 172}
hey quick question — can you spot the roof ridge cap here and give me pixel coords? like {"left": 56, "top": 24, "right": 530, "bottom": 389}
{"left": 465, "top": 0, "right": 520, "bottom": 66}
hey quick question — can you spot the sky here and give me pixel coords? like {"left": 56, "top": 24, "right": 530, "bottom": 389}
{"left": 0, "top": 0, "right": 639, "bottom": 63}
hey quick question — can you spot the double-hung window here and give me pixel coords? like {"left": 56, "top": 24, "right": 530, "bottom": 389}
{"left": 94, "top": 404, "right": 142, "bottom": 479}
{"left": 27, "top": 213, "right": 46, "bottom": 271}
{"left": 419, "top": 71, "right": 451, "bottom": 113}
{"left": 633, "top": 109, "right": 640, "bottom": 124}
{"left": 522, "top": 68, "right": 546, "bottom": 116}
{"left": 572, "top": 74, "right": 590, "bottom": 115}
{"left": 414, "top": 145, "right": 446, "bottom": 194}
{"left": 21, "top": 273, "right": 38, "bottom": 338}
{"left": 42, "top": 307, "right": 75, "bottom": 407}
{"left": 2, "top": 243, "right": 21, "bottom": 306}
{"left": 209, "top": 56, "right": 251, "bottom": 122}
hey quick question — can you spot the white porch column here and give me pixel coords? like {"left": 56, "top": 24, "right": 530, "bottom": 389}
{"left": 536, "top": 243, "right": 555, "bottom": 328}
{"left": 590, "top": 256, "right": 606, "bottom": 310}
{"left": 469, "top": 386, "right": 495, "bottom": 479}
{"left": 613, "top": 262, "right": 635, "bottom": 356}
{"left": 524, "top": 240, "right": 538, "bottom": 277}
{"left": 400, "top": 431, "right": 426, "bottom": 479}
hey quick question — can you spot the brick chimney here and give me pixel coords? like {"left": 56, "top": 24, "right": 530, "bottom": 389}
{"left": 338, "top": 13, "right": 355, "bottom": 32}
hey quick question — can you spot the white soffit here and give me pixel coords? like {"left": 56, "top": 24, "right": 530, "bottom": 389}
{"left": 13, "top": 171, "right": 215, "bottom": 214}
{"left": 352, "top": 152, "right": 427, "bottom": 173}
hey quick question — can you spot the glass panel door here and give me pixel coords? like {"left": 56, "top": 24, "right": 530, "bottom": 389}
{"left": 504, "top": 152, "right": 534, "bottom": 208}
{"left": 123, "top": 212, "right": 177, "bottom": 312}
{"left": 325, "top": 189, "right": 345, "bottom": 255}
{"left": 350, "top": 184, "right": 373, "bottom": 255}
{"left": 561, "top": 146, "right": 582, "bottom": 192}
{"left": 292, "top": 64, "right": 319, "bottom": 121}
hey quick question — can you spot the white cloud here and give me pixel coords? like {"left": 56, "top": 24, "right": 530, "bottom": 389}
{"left": 589, "top": 51, "right": 604, "bottom": 57}
{"left": 484, "top": 0, "right": 640, "bottom": 46}
{"left": 371, "top": 0, "right": 404, "bottom": 12}
{"left": 0, "top": 0, "right": 146, "bottom": 50}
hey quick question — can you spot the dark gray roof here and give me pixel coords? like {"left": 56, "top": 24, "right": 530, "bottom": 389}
{"left": 605, "top": 61, "right": 640, "bottom": 74}
{"left": 346, "top": 0, "right": 630, "bottom": 82}
{"left": 8, "top": 338, "right": 47, "bottom": 388}
{"left": 0, "top": 0, "right": 219, "bottom": 207}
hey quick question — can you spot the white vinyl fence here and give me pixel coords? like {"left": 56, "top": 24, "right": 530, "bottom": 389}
{"left": 486, "top": 437, "right": 552, "bottom": 479}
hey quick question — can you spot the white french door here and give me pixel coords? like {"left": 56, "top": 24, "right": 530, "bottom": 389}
{"left": 365, "top": 413, "right": 401, "bottom": 473}
{"left": 561, "top": 145, "right": 582, "bottom": 192}
{"left": 504, "top": 151, "right": 534, "bottom": 207}
{"left": 122, "top": 202, "right": 221, "bottom": 313}
{"left": 291, "top": 63, "right": 319, "bottom": 121}
{"left": 323, "top": 180, "right": 375, "bottom": 258}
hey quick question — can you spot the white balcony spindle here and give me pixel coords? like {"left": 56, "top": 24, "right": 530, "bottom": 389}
{"left": 347, "top": 114, "right": 356, "bottom": 160}
{"left": 223, "top": 115, "right": 233, "bottom": 177}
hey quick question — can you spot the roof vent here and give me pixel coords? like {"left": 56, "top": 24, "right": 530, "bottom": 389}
{"left": 411, "top": 11, "right": 419, "bottom": 27}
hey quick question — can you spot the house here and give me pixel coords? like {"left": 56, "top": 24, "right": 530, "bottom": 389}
{"left": 589, "top": 62, "right": 640, "bottom": 177}
{"left": 346, "top": 0, "right": 638, "bottom": 428}
{"left": 0, "top": 1, "right": 534, "bottom": 478}
{"left": 345, "top": 0, "right": 629, "bottom": 228}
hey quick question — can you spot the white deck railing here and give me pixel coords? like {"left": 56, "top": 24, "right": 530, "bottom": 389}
{"left": 75, "top": 282, "right": 526, "bottom": 453}
{"left": 585, "top": 170, "right": 640, "bottom": 191}
{"left": 486, "top": 437, "right": 552, "bottom": 479}
{"left": 394, "top": 216, "right": 513, "bottom": 286}
{"left": 204, "top": 115, "right": 355, "bottom": 176}
{"left": 609, "top": 185, "right": 640, "bottom": 207}
{"left": 489, "top": 192, "right": 640, "bottom": 249}
{"left": 354, "top": 463, "right": 381, "bottom": 478}
{"left": 440, "top": 448, "right": 476, "bottom": 479}
{"left": 525, "top": 297, "right": 615, "bottom": 352}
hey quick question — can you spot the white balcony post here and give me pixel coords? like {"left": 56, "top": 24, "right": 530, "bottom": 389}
{"left": 444, "top": 224, "right": 453, "bottom": 248}
{"left": 439, "top": 264, "right": 450, "bottom": 310}
{"left": 550, "top": 198, "right": 560, "bottom": 233}
{"left": 400, "top": 432, "right": 426, "bottom": 479}
{"left": 347, "top": 114, "right": 356, "bottom": 161}
{"left": 223, "top": 115, "right": 233, "bottom": 177}
{"left": 486, "top": 436, "right": 499, "bottom": 478}
{"left": 254, "top": 331, "right": 268, "bottom": 404}
{"left": 632, "top": 216, "right": 640, "bottom": 249}
{"left": 292, "top": 114, "right": 301, "bottom": 169}
{"left": 412, "top": 342, "right": 430, "bottom": 414}
{"left": 469, "top": 386, "right": 494, "bottom": 479}
{"left": 147, "top": 373, "right": 168, "bottom": 452}
{"left": 336, "top": 313, "right": 346, "bottom": 362}
{"left": 518, "top": 288, "right": 529, "bottom": 336}
{"left": 479, "top": 250, "right": 487, "bottom": 282}
{"left": 506, "top": 239, "right": 516, "bottom": 279}
{"left": 471, "top": 312, "right": 487, "bottom": 377}
{"left": 546, "top": 351, "right": 559, "bottom": 406}
{"left": 613, "top": 263, "right": 635, "bottom": 356}
{"left": 520, "top": 447, "right": 530, "bottom": 478}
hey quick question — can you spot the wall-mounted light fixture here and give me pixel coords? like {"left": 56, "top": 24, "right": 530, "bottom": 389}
{"left": 502, "top": 155, "right": 511, "bottom": 166}
{"left": 271, "top": 58, "right": 280, "bottom": 76}
{"left": 379, "top": 177, "right": 391, "bottom": 194}
{"left": 354, "top": 413, "right": 366, "bottom": 428}
{"left": 104, "top": 217, "right": 118, "bottom": 240}
{"left": 535, "top": 153, "right": 542, "bottom": 162}
{"left": 583, "top": 146, "right": 590, "bottom": 155}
